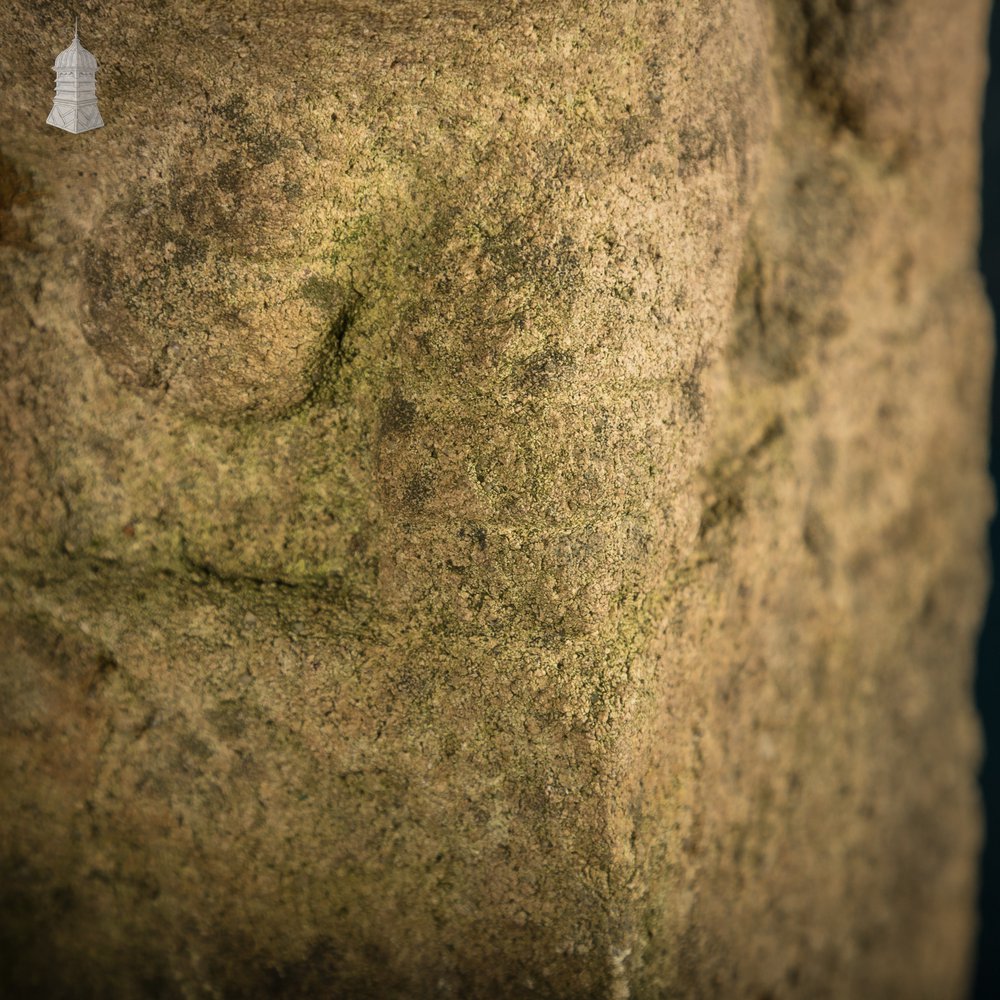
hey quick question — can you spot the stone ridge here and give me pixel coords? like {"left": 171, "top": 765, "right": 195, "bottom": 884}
{"left": 0, "top": 1, "right": 993, "bottom": 997}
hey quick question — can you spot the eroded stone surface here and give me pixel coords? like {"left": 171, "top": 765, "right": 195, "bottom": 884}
{"left": 0, "top": 1, "right": 992, "bottom": 997}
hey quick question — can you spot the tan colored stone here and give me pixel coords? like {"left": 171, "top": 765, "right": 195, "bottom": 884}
{"left": 0, "top": 1, "right": 992, "bottom": 996}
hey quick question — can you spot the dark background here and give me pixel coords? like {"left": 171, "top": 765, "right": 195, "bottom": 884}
{"left": 974, "top": 2, "right": 1000, "bottom": 997}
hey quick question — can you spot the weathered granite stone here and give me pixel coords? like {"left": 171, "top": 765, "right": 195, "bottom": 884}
{"left": 0, "top": 1, "right": 992, "bottom": 996}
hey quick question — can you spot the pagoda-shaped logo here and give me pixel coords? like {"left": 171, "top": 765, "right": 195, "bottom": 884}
{"left": 47, "top": 19, "right": 104, "bottom": 134}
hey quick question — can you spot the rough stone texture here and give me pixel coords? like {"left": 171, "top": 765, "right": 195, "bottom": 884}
{"left": 0, "top": 1, "right": 992, "bottom": 997}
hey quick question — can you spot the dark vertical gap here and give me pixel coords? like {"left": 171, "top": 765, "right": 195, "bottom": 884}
{"left": 974, "top": 2, "right": 1000, "bottom": 997}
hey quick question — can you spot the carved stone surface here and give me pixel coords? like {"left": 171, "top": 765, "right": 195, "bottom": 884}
{"left": 0, "top": 1, "right": 993, "bottom": 996}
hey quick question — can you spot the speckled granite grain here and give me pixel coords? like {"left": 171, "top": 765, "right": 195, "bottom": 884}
{"left": 0, "top": 1, "right": 992, "bottom": 997}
